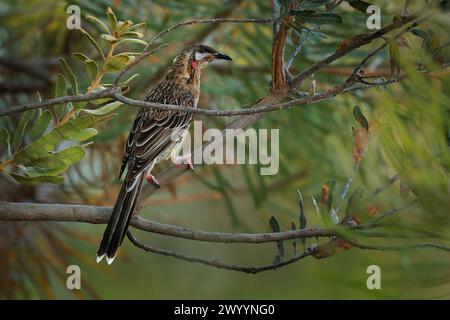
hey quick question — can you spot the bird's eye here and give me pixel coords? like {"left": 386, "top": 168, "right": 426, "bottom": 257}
{"left": 194, "top": 52, "right": 209, "bottom": 61}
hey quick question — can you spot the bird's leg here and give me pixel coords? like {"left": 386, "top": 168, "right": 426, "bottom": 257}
{"left": 146, "top": 173, "right": 160, "bottom": 188}
{"left": 145, "top": 161, "right": 160, "bottom": 188}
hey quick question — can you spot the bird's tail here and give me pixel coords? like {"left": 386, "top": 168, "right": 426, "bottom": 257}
{"left": 96, "top": 172, "right": 145, "bottom": 264}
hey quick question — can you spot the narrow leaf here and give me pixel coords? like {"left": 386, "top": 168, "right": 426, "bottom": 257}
{"left": 345, "top": 187, "right": 363, "bottom": 217}
{"left": 82, "top": 101, "right": 123, "bottom": 115}
{"left": 80, "top": 28, "right": 105, "bottom": 60}
{"left": 352, "top": 105, "right": 369, "bottom": 131}
{"left": 11, "top": 173, "right": 64, "bottom": 185}
{"left": 59, "top": 58, "right": 78, "bottom": 94}
{"left": 0, "top": 128, "right": 11, "bottom": 158}
{"left": 86, "top": 15, "right": 110, "bottom": 34}
{"left": 30, "top": 110, "right": 52, "bottom": 141}
{"left": 107, "top": 7, "right": 117, "bottom": 32}
{"left": 13, "top": 110, "right": 34, "bottom": 151}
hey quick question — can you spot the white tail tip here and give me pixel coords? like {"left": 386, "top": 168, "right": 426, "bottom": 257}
{"left": 96, "top": 254, "right": 105, "bottom": 263}
{"left": 106, "top": 255, "right": 116, "bottom": 265}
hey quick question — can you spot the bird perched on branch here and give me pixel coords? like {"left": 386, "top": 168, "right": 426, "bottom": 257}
{"left": 96, "top": 44, "right": 232, "bottom": 264}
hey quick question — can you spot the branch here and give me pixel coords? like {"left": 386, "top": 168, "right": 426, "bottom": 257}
{"left": 0, "top": 88, "right": 116, "bottom": 117}
{"left": 0, "top": 201, "right": 333, "bottom": 243}
{"left": 289, "top": 10, "right": 426, "bottom": 87}
{"left": 146, "top": 17, "right": 279, "bottom": 48}
{"left": 126, "top": 231, "right": 311, "bottom": 274}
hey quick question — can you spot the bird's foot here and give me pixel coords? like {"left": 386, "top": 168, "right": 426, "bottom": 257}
{"left": 146, "top": 174, "right": 161, "bottom": 188}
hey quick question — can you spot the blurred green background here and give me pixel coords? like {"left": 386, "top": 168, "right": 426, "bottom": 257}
{"left": 0, "top": 0, "right": 449, "bottom": 299}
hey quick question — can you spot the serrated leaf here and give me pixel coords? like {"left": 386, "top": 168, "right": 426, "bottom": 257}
{"left": 11, "top": 173, "right": 64, "bottom": 185}
{"left": 71, "top": 128, "right": 98, "bottom": 141}
{"left": 80, "top": 28, "right": 105, "bottom": 60}
{"left": 345, "top": 187, "right": 363, "bottom": 217}
{"left": 59, "top": 58, "right": 78, "bottom": 94}
{"left": 13, "top": 110, "right": 34, "bottom": 151}
{"left": 28, "top": 146, "right": 85, "bottom": 174}
{"left": 104, "top": 55, "right": 135, "bottom": 73}
{"left": 14, "top": 116, "right": 96, "bottom": 164}
{"left": 107, "top": 7, "right": 117, "bottom": 32}
{"left": 86, "top": 15, "right": 110, "bottom": 34}
{"left": 353, "top": 105, "right": 369, "bottom": 131}
{"left": 0, "top": 127, "right": 11, "bottom": 158}
{"left": 54, "top": 73, "right": 67, "bottom": 118}
{"left": 30, "top": 110, "right": 52, "bottom": 141}
{"left": 82, "top": 101, "right": 123, "bottom": 115}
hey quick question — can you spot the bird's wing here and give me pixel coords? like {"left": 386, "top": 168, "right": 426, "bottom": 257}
{"left": 120, "top": 84, "right": 195, "bottom": 185}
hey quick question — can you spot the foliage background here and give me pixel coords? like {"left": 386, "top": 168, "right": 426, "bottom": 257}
{"left": 0, "top": 0, "right": 449, "bottom": 299}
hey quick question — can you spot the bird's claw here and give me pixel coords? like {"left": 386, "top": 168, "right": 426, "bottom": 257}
{"left": 146, "top": 174, "right": 161, "bottom": 188}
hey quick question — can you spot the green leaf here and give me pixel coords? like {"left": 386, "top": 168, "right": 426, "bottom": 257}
{"left": 129, "top": 22, "right": 146, "bottom": 31}
{"left": 11, "top": 173, "right": 64, "bottom": 185}
{"left": 269, "top": 216, "right": 281, "bottom": 232}
{"left": 71, "top": 128, "right": 98, "bottom": 141}
{"left": 297, "top": 189, "right": 307, "bottom": 229}
{"left": 116, "top": 38, "right": 148, "bottom": 47}
{"left": 0, "top": 127, "right": 11, "bottom": 158}
{"left": 30, "top": 110, "right": 52, "bottom": 141}
{"left": 101, "top": 34, "right": 118, "bottom": 43}
{"left": 300, "top": 0, "right": 331, "bottom": 9}
{"left": 353, "top": 105, "right": 369, "bottom": 131}
{"left": 115, "top": 20, "right": 133, "bottom": 34}
{"left": 82, "top": 101, "right": 123, "bottom": 115}
{"left": 121, "top": 73, "right": 140, "bottom": 85}
{"left": 28, "top": 145, "right": 85, "bottom": 174}
{"left": 389, "top": 41, "right": 400, "bottom": 76}
{"left": 120, "top": 31, "right": 144, "bottom": 38}
{"left": 73, "top": 52, "right": 92, "bottom": 62}
{"left": 104, "top": 54, "right": 135, "bottom": 73}
{"left": 345, "top": 187, "right": 363, "bottom": 217}
{"left": 14, "top": 116, "right": 96, "bottom": 164}
{"left": 13, "top": 110, "right": 34, "bottom": 151}
{"left": 291, "top": 10, "right": 343, "bottom": 25}
{"left": 80, "top": 28, "right": 105, "bottom": 60}
{"left": 346, "top": 0, "right": 372, "bottom": 12}
{"left": 86, "top": 60, "right": 98, "bottom": 81}
{"left": 107, "top": 7, "right": 117, "bottom": 32}
{"left": 86, "top": 15, "right": 110, "bottom": 34}
{"left": 59, "top": 58, "right": 78, "bottom": 94}
{"left": 54, "top": 73, "right": 67, "bottom": 118}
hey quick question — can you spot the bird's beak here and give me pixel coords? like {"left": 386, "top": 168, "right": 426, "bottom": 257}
{"left": 213, "top": 52, "right": 232, "bottom": 61}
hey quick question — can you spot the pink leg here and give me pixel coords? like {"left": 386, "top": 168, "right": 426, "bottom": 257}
{"left": 146, "top": 173, "right": 160, "bottom": 188}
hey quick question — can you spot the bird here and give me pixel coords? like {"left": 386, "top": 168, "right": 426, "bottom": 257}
{"left": 96, "top": 44, "right": 232, "bottom": 264}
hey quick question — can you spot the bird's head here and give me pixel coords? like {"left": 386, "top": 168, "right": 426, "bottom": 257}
{"left": 167, "top": 44, "right": 232, "bottom": 82}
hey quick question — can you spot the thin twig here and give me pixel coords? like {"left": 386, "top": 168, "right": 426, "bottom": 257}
{"left": 126, "top": 231, "right": 310, "bottom": 274}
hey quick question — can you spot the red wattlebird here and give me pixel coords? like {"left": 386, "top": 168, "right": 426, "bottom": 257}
{"left": 96, "top": 44, "right": 232, "bottom": 264}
